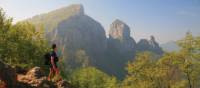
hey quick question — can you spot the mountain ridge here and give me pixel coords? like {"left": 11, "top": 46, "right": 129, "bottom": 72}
{"left": 24, "top": 4, "right": 163, "bottom": 79}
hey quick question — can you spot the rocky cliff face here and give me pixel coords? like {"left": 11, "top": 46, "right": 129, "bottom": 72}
{"left": 137, "top": 36, "right": 163, "bottom": 54}
{"left": 27, "top": 4, "right": 107, "bottom": 66}
{"left": 26, "top": 4, "right": 163, "bottom": 79}
{"left": 108, "top": 19, "right": 136, "bottom": 54}
{"left": 55, "top": 14, "right": 107, "bottom": 60}
{"left": 103, "top": 19, "right": 136, "bottom": 79}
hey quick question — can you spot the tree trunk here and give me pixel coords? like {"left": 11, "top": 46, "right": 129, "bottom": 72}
{"left": 187, "top": 72, "right": 192, "bottom": 88}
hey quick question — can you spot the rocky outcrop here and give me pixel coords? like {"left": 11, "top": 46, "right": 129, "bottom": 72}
{"left": 17, "top": 67, "right": 73, "bottom": 88}
{"left": 0, "top": 61, "right": 73, "bottom": 88}
{"left": 17, "top": 67, "right": 52, "bottom": 87}
{"left": 104, "top": 19, "right": 136, "bottom": 79}
{"left": 108, "top": 19, "right": 136, "bottom": 54}
{"left": 137, "top": 36, "right": 163, "bottom": 54}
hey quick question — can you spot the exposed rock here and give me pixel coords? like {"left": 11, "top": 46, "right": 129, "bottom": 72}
{"left": 17, "top": 67, "right": 73, "bottom": 88}
{"left": 0, "top": 61, "right": 73, "bottom": 88}
{"left": 26, "top": 67, "right": 45, "bottom": 79}
{"left": 108, "top": 19, "right": 136, "bottom": 54}
{"left": 18, "top": 67, "right": 73, "bottom": 88}
{"left": 27, "top": 4, "right": 107, "bottom": 67}
{"left": 25, "top": 4, "right": 164, "bottom": 79}
{"left": 109, "top": 19, "right": 131, "bottom": 39}
{"left": 55, "top": 14, "right": 107, "bottom": 59}
{"left": 17, "top": 67, "right": 55, "bottom": 87}
{"left": 137, "top": 36, "right": 163, "bottom": 54}
{"left": 56, "top": 80, "right": 73, "bottom": 88}
{"left": 105, "top": 19, "right": 136, "bottom": 79}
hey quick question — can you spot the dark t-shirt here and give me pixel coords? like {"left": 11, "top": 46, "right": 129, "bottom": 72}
{"left": 50, "top": 51, "right": 58, "bottom": 68}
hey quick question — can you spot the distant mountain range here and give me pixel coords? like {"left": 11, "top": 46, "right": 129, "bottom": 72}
{"left": 161, "top": 41, "right": 180, "bottom": 52}
{"left": 25, "top": 4, "right": 164, "bottom": 79}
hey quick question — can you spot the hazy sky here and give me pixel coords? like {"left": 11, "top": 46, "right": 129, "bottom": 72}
{"left": 0, "top": 0, "right": 200, "bottom": 43}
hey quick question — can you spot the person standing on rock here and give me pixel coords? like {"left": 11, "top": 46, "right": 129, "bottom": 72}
{"left": 48, "top": 44, "right": 64, "bottom": 81}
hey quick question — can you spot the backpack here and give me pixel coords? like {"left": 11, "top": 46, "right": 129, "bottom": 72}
{"left": 44, "top": 52, "right": 51, "bottom": 65}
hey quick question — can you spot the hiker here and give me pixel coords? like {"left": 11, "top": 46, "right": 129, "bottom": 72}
{"left": 47, "top": 44, "right": 64, "bottom": 81}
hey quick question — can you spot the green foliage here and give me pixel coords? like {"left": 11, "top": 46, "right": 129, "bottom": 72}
{"left": 75, "top": 49, "right": 90, "bottom": 67}
{"left": 122, "top": 52, "right": 160, "bottom": 88}
{"left": 69, "top": 67, "right": 118, "bottom": 88}
{"left": 177, "top": 32, "right": 200, "bottom": 88}
{"left": 122, "top": 32, "right": 200, "bottom": 88}
{"left": 0, "top": 8, "right": 49, "bottom": 68}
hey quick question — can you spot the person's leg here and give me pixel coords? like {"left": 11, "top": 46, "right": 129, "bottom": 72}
{"left": 54, "top": 68, "right": 62, "bottom": 82}
{"left": 48, "top": 68, "right": 53, "bottom": 81}
{"left": 54, "top": 64, "right": 62, "bottom": 81}
{"left": 54, "top": 63, "right": 59, "bottom": 74}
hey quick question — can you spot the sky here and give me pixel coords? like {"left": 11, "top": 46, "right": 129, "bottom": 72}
{"left": 0, "top": 0, "right": 200, "bottom": 44}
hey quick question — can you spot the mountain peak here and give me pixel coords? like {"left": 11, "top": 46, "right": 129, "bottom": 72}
{"left": 150, "top": 35, "right": 155, "bottom": 41}
{"left": 67, "top": 4, "right": 84, "bottom": 14}
{"left": 137, "top": 36, "right": 164, "bottom": 54}
{"left": 27, "top": 4, "right": 85, "bottom": 30}
{"left": 113, "top": 19, "right": 126, "bottom": 25}
{"left": 54, "top": 4, "right": 84, "bottom": 15}
{"left": 109, "top": 19, "right": 131, "bottom": 39}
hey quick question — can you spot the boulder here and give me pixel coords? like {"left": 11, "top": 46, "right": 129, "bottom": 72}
{"left": 17, "top": 67, "right": 55, "bottom": 87}
{"left": 17, "top": 67, "right": 74, "bottom": 88}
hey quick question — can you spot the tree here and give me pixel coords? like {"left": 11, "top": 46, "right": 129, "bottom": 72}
{"left": 177, "top": 32, "right": 200, "bottom": 88}
{"left": 0, "top": 8, "right": 12, "bottom": 60}
{"left": 122, "top": 33, "right": 200, "bottom": 88}
{"left": 70, "top": 67, "right": 118, "bottom": 88}
{"left": 122, "top": 52, "right": 159, "bottom": 88}
{"left": 0, "top": 8, "right": 49, "bottom": 68}
{"left": 75, "top": 49, "right": 90, "bottom": 67}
